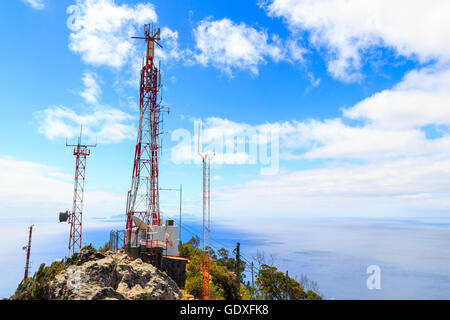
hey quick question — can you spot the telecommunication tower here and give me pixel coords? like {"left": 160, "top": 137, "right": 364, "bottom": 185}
{"left": 125, "top": 24, "right": 169, "bottom": 260}
{"left": 23, "top": 225, "right": 34, "bottom": 281}
{"left": 198, "top": 125, "right": 214, "bottom": 300}
{"left": 67, "top": 127, "right": 96, "bottom": 257}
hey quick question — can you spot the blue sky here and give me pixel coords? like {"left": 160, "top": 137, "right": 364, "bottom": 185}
{"left": 1, "top": 0, "right": 450, "bottom": 299}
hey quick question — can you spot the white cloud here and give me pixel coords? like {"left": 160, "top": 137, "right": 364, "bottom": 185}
{"left": 262, "top": 0, "right": 450, "bottom": 81}
{"left": 79, "top": 71, "right": 102, "bottom": 105}
{"left": 173, "top": 98, "right": 450, "bottom": 163}
{"left": 274, "top": 119, "right": 448, "bottom": 160}
{"left": 306, "top": 72, "right": 321, "bottom": 91}
{"left": 65, "top": 1, "right": 187, "bottom": 91}
{"left": 36, "top": 68, "right": 136, "bottom": 145}
{"left": 344, "top": 66, "right": 450, "bottom": 129}
{"left": 193, "top": 18, "right": 290, "bottom": 76}
{"left": 35, "top": 105, "right": 136, "bottom": 144}
{"left": 0, "top": 157, "right": 70, "bottom": 209}
{"left": 285, "top": 66, "right": 450, "bottom": 160}
{"left": 66, "top": 0, "right": 158, "bottom": 68}
{"left": 189, "top": 64, "right": 450, "bottom": 161}
{"left": 21, "top": 0, "right": 45, "bottom": 10}
{"left": 179, "top": 63, "right": 450, "bottom": 220}
{"left": 171, "top": 117, "right": 263, "bottom": 165}
{"left": 155, "top": 27, "right": 187, "bottom": 63}
{"left": 213, "top": 155, "right": 450, "bottom": 220}
{"left": 0, "top": 157, "right": 125, "bottom": 221}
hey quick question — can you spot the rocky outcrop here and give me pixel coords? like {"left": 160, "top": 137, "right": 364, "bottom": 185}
{"left": 14, "top": 249, "right": 182, "bottom": 300}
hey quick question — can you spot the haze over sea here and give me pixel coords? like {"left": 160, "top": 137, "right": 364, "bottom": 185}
{"left": 2, "top": 216, "right": 450, "bottom": 299}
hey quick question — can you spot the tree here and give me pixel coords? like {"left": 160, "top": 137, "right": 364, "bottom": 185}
{"left": 182, "top": 239, "right": 238, "bottom": 300}
{"left": 187, "top": 235, "right": 200, "bottom": 248}
{"left": 255, "top": 264, "right": 285, "bottom": 300}
{"left": 252, "top": 250, "right": 322, "bottom": 300}
{"left": 255, "top": 264, "right": 322, "bottom": 300}
{"left": 298, "top": 274, "right": 320, "bottom": 293}
{"left": 181, "top": 240, "right": 321, "bottom": 300}
{"left": 98, "top": 242, "right": 110, "bottom": 252}
{"left": 180, "top": 236, "right": 202, "bottom": 259}
{"left": 215, "top": 247, "right": 246, "bottom": 284}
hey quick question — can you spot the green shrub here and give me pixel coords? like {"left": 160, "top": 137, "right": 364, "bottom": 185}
{"left": 13, "top": 250, "right": 82, "bottom": 300}
{"left": 99, "top": 242, "right": 111, "bottom": 253}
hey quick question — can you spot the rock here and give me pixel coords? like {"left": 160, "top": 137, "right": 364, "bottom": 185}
{"left": 32, "top": 249, "right": 182, "bottom": 300}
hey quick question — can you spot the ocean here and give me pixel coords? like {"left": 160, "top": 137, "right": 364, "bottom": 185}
{"left": 1, "top": 216, "right": 450, "bottom": 299}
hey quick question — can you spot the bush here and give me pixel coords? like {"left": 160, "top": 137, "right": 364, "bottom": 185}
{"left": 255, "top": 264, "right": 322, "bottom": 300}
{"left": 183, "top": 237, "right": 239, "bottom": 300}
{"left": 13, "top": 250, "right": 82, "bottom": 300}
{"left": 99, "top": 242, "right": 110, "bottom": 253}
{"left": 81, "top": 243, "right": 96, "bottom": 252}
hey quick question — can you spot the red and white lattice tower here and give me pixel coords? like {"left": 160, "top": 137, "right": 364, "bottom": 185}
{"left": 23, "top": 225, "right": 34, "bottom": 281}
{"left": 198, "top": 125, "right": 214, "bottom": 300}
{"left": 67, "top": 127, "right": 95, "bottom": 257}
{"left": 125, "top": 24, "right": 168, "bottom": 260}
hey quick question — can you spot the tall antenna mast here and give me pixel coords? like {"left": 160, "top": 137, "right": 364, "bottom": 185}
{"left": 23, "top": 225, "right": 34, "bottom": 281}
{"left": 197, "top": 123, "right": 215, "bottom": 300}
{"left": 126, "top": 24, "right": 168, "bottom": 264}
{"left": 66, "top": 126, "right": 96, "bottom": 257}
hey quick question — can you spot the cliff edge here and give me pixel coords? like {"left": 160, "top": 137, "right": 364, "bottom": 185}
{"left": 11, "top": 249, "right": 182, "bottom": 300}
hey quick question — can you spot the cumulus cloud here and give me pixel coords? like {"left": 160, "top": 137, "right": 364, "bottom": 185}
{"left": 192, "top": 18, "right": 292, "bottom": 76}
{"left": 261, "top": 0, "right": 450, "bottom": 81}
{"left": 36, "top": 68, "right": 136, "bottom": 145}
{"left": 0, "top": 157, "right": 125, "bottom": 221}
{"left": 171, "top": 117, "right": 266, "bottom": 165}
{"left": 155, "top": 27, "right": 187, "bottom": 63}
{"left": 344, "top": 66, "right": 450, "bottom": 129}
{"left": 185, "top": 4, "right": 450, "bottom": 162}
{"left": 79, "top": 71, "right": 102, "bottom": 105}
{"left": 21, "top": 0, "right": 45, "bottom": 10}
{"left": 213, "top": 155, "right": 450, "bottom": 220}
{"left": 35, "top": 105, "right": 136, "bottom": 144}
{"left": 171, "top": 62, "right": 450, "bottom": 168}
{"left": 272, "top": 119, "right": 445, "bottom": 160}
{"left": 65, "top": 0, "right": 186, "bottom": 89}
{"left": 179, "top": 63, "right": 450, "bottom": 219}
{"left": 66, "top": 0, "right": 158, "bottom": 68}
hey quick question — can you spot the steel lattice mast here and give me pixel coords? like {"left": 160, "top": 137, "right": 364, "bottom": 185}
{"left": 198, "top": 125, "right": 214, "bottom": 300}
{"left": 23, "top": 225, "right": 34, "bottom": 281}
{"left": 201, "top": 156, "right": 212, "bottom": 300}
{"left": 126, "top": 24, "right": 168, "bottom": 247}
{"left": 67, "top": 128, "right": 95, "bottom": 257}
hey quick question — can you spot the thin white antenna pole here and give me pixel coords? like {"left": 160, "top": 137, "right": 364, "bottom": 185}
{"left": 207, "top": 156, "right": 210, "bottom": 251}
{"left": 197, "top": 121, "right": 215, "bottom": 301}
{"left": 197, "top": 122, "right": 202, "bottom": 158}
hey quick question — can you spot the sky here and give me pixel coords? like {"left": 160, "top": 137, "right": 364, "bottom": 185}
{"left": 1, "top": 0, "right": 450, "bottom": 299}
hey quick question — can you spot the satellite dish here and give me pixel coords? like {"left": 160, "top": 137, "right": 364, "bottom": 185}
{"left": 132, "top": 216, "right": 152, "bottom": 232}
{"left": 164, "top": 232, "right": 173, "bottom": 247}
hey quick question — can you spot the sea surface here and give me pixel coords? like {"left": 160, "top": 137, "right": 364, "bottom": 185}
{"left": 1, "top": 216, "right": 450, "bottom": 299}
